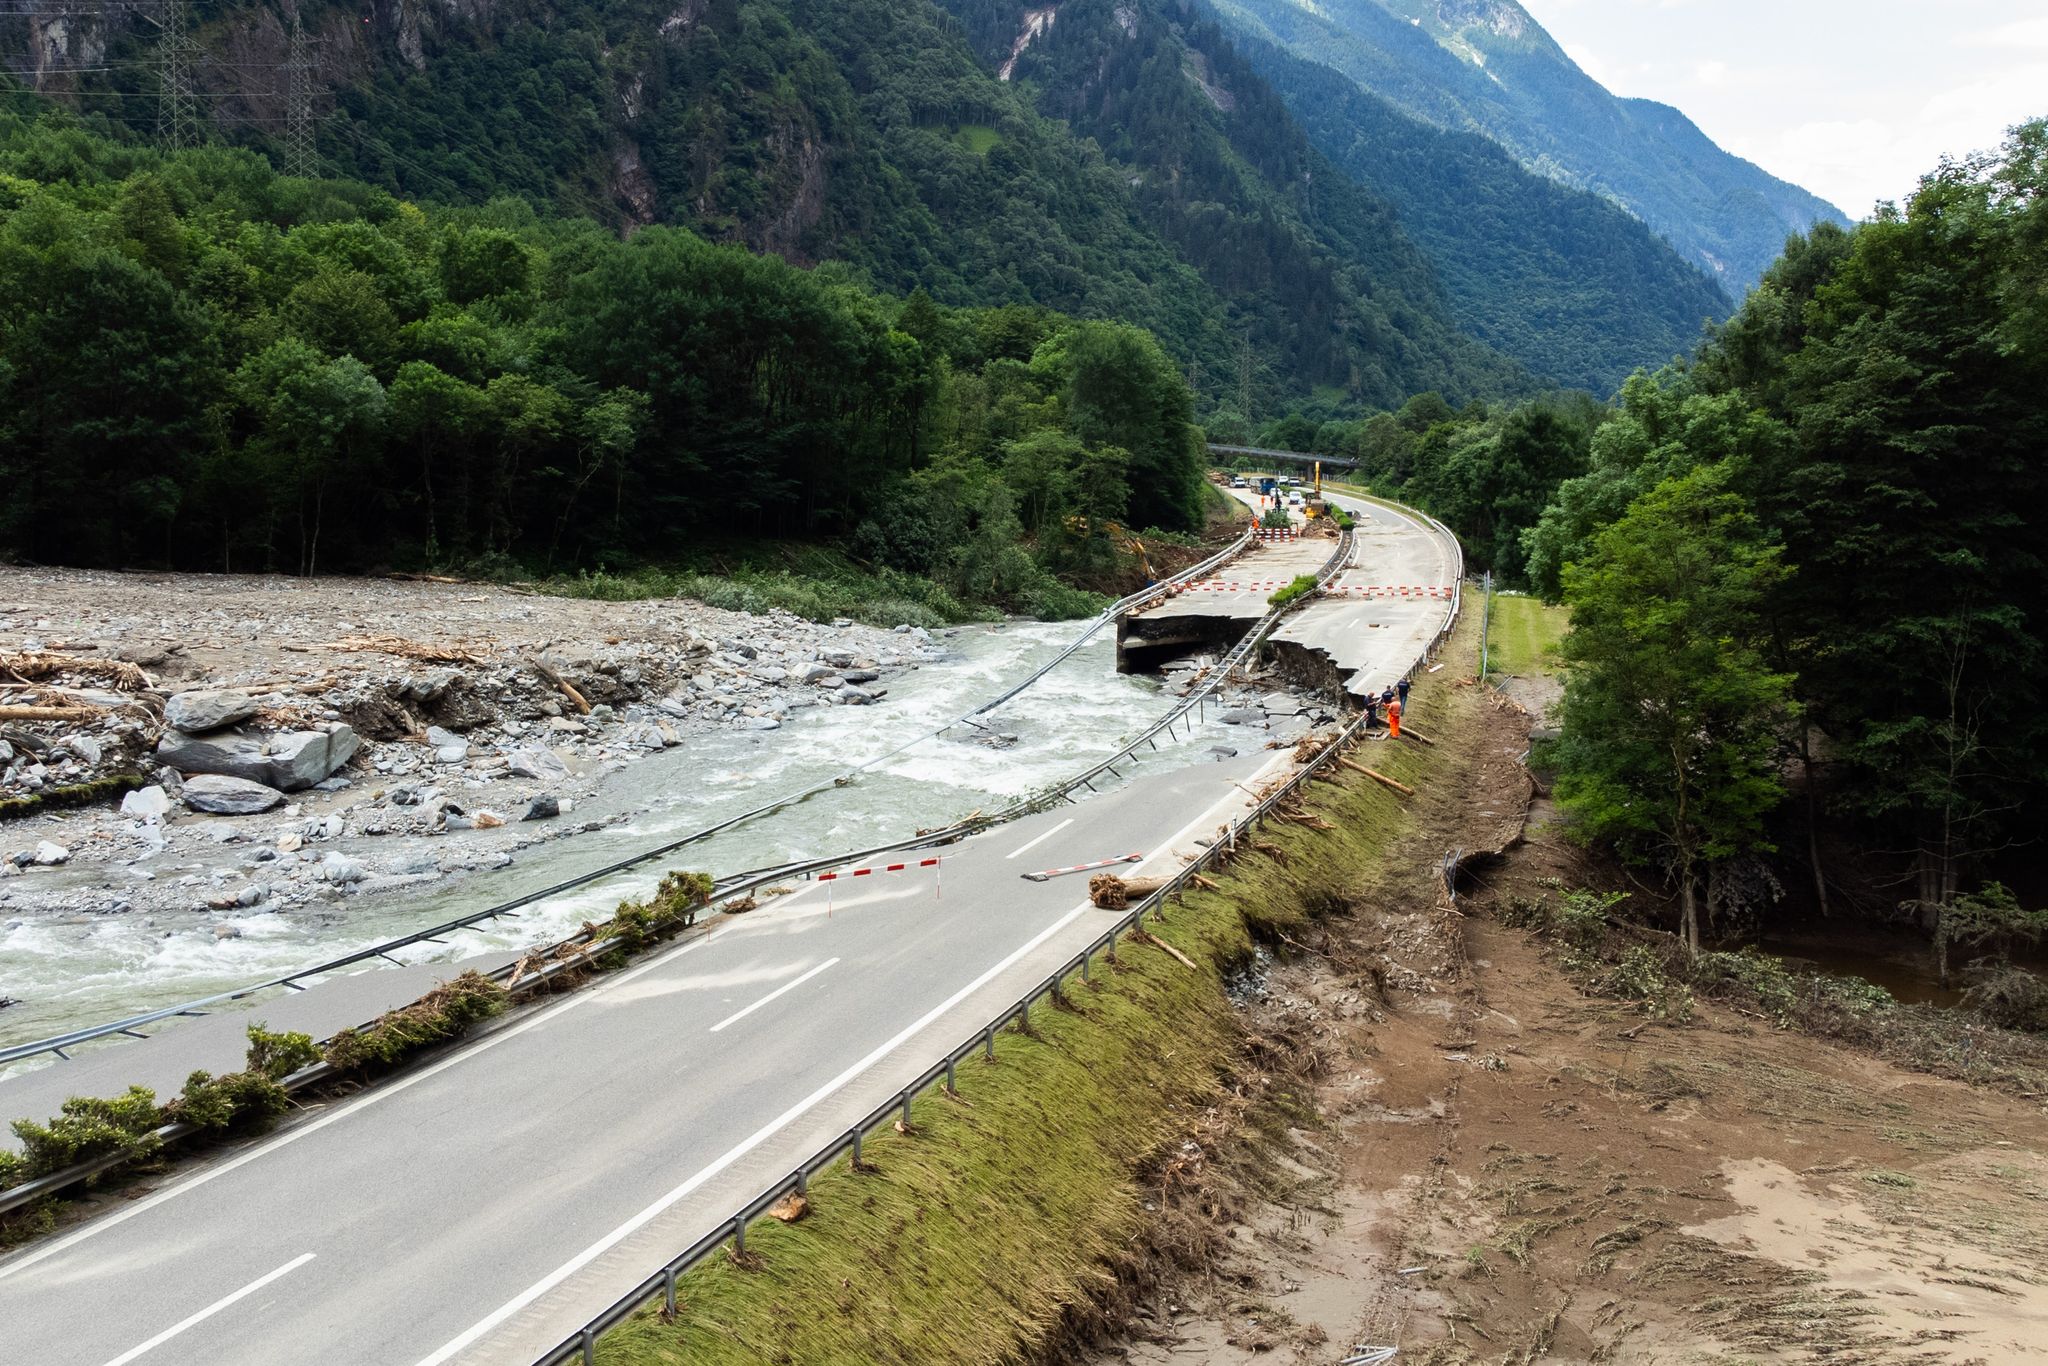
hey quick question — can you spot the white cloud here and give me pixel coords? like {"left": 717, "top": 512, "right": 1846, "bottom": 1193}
{"left": 1519, "top": 0, "right": 2048, "bottom": 215}
{"left": 1956, "top": 16, "right": 2048, "bottom": 48}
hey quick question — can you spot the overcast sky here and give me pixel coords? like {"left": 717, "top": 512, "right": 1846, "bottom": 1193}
{"left": 1519, "top": 0, "right": 2048, "bottom": 219}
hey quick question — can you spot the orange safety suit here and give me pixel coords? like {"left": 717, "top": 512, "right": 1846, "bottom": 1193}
{"left": 1387, "top": 697, "right": 1402, "bottom": 738}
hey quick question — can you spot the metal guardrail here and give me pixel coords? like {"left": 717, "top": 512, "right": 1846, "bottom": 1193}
{"left": 0, "top": 509, "right": 1425, "bottom": 1228}
{"left": 0, "top": 530, "right": 1261, "bottom": 1071}
{"left": 532, "top": 515, "right": 1459, "bottom": 1366}
{"left": 0, "top": 526, "right": 1346, "bottom": 1219}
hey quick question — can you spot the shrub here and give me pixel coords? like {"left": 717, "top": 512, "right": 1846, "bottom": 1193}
{"left": 1268, "top": 574, "right": 1319, "bottom": 610}
{"left": 9, "top": 1086, "right": 163, "bottom": 1179}
{"left": 169, "top": 1069, "right": 290, "bottom": 1132}
{"left": 1964, "top": 967, "right": 2048, "bottom": 1032}
{"left": 324, "top": 970, "right": 509, "bottom": 1073}
{"left": 1603, "top": 947, "right": 1695, "bottom": 1022}
{"left": 1690, "top": 949, "right": 1800, "bottom": 1020}
{"left": 245, "top": 1022, "right": 321, "bottom": 1080}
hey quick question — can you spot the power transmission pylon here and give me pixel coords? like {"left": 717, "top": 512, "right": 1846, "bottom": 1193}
{"left": 283, "top": 10, "right": 316, "bottom": 177}
{"left": 155, "top": 0, "right": 199, "bottom": 149}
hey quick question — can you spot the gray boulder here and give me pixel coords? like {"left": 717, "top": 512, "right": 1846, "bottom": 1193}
{"left": 506, "top": 746, "right": 570, "bottom": 780}
{"left": 425, "top": 725, "right": 469, "bottom": 764}
{"left": 316, "top": 853, "right": 367, "bottom": 884}
{"left": 32, "top": 840, "right": 70, "bottom": 866}
{"left": 157, "top": 725, "right": 358, "bottom": 792}
{"left": 164, "top": 689, "right": 258, "bottom": 734}
{"left": 522, "top": 795, "right": 560, "bottom": 821}
{"left": 181, "top": 774, "right": 286, "bottom": 815}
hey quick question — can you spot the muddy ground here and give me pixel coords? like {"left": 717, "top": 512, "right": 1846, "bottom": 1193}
{"left": 1095, "top": 688, "right": 2048, "bottom": 1364}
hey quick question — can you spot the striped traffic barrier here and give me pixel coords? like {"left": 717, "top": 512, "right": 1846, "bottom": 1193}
{"left": 814, "top": 856, "right": 944, "bottom": 912}
{"left": 1022, "top": 853, "right": 1144, "bottom": 883}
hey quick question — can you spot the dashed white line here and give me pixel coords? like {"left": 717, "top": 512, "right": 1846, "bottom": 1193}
{"left": 99, "top": 1252, "right": 315, "bottom": 1366}
{"left": 1004, "top": 817, "right": 1075, "bottom": 860}
{"left": 409, "top": 897, "right": 1104, "bottom": 1366}
{"left": 708, "top": 958, "right": 840, "bottom": 1034}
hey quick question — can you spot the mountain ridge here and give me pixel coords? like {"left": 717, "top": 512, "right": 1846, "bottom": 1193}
{"left": 1209, "top": 0, "right": 1848, "bottom": 292}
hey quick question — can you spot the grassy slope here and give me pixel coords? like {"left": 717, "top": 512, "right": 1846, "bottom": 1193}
{"left": 598, "top": 620, "right": 1481, "bottom": 1365}
{"left": 1482, "top": 593, "right": 1568, "bottom": 678}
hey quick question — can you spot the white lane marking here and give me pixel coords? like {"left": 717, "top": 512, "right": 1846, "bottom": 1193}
{"left": 708, "top": 958, "right": 839, "bottom": 1034}
{"left": 0, "top": 933, "right": 726, "bottom": 1285}
{"left": 1004, "top": 817, "right": 1074, "bottom": 861}
{"left": 409, "top": 897, "right": 1103, "bottom": 1366}
{"left": 99, "top": 1252, "right": 316, "bottom": 1366}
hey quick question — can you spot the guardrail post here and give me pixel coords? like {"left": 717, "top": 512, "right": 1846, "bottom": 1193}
{"left": 582, "top": 1327, "right": 596, "bottom": 1364}
{"left": 1080, "top": 950, "right": 1090, "bottom": 983}
{"left": 983, "top": 1026, "right": 996, "bottom": 1060}
{"left": 796, "top": 1167, "right": 809, "bottom": 1195}
{"left": 732, "top": 1215, "right": 746, "bottom": 1256}
{"left": 851, "top": 1127, "right": 863, "bottom": 1167}
{"left": 900, "top": 1087, "right": 914, "bottom": 1129}
{"left": 665, "top": 1265, "right": 678, "bottom": 1314}
{"left": 945, "top": 1057, "right": 957, "bottom": 1093}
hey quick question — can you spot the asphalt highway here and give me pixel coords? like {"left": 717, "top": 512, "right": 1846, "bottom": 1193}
{"left": 0, "top": 492, "right": 1456, "bottom": 1365}
{"left": 0, "top": 750, "right": 1300, "bottom": 1366}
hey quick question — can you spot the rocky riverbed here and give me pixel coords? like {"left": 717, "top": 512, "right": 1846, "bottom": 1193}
{"left": 0, "top": 568, "right": 943, "bottom": 928}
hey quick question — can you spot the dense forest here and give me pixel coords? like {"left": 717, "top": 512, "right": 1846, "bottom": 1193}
{"left": 1288, "top": 123, "right": 2046, "bottom": 996}
{"left": 0, "top": 113, "right": 1208, "bottom": 614}
{"left": 1, "top": 0, "right": 1757, "bottom": 403}
{"left": 1542, "top": 121, "right": 2047, "bottom": 970}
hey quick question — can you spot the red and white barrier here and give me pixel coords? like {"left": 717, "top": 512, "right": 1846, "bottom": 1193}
{"left": 813, "top": 856, "right": 944, "bottom": 912}
{"left": 1022, "top": 853, "right": 1144, "bottom": 883}
{"left": 1323, "top": 585, "right": 1454, "bottom": 599}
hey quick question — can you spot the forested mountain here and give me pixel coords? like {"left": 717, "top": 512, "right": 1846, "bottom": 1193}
{"left": 5, "top": 0, "right": 1525, "bottom": 408}
{"left": 939, "top": 0, "right": 1518, "bottom": 405}
{"left": 6, "top": 0, "right": 1759, "bottom": 403}
{"left": 1225, "top": 29, "right": 1730, "bottom": 394}
{"left": 1208, "top": 0, "right": 1849, "bottom": 293}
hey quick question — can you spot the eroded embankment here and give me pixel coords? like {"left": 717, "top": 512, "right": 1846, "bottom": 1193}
{"left": 593, "top": 621, "right": 1488, "bottom": 1366}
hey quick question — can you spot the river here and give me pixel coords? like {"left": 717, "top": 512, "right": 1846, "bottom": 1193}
{"left": 0, "top": 619, "right": 1274, "bottom": 1051}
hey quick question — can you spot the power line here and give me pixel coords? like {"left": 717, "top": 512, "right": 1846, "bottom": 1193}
{"left": 282, "top": 10, "right": 314, "bottom": 177}
{"left": 155, "top": 0, "right": 197, "bottom": 149}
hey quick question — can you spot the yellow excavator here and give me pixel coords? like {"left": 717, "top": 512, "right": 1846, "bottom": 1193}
{"left": 1063, "top": 516, "right": 1157, "bottom": 583}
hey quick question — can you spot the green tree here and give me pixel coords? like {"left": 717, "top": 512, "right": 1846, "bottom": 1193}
{"left": 1549, "top": 467, "right": 1796, "bottom": 953}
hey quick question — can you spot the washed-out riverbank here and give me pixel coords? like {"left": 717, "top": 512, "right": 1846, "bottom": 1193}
{"left": 0, "top": 568, "right": 1307, "bottom": 1049}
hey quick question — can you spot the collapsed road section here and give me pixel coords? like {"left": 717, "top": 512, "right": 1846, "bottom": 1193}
{"left": 1118, "top": 489, "right": 1458, "bottom": 703}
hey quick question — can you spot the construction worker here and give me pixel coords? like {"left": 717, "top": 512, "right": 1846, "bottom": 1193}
{"left": 1397, "top": 677, "right": 1411, "bottom": 708}
{"left": 1387, "top": 694, "right": 1402, "bottom": 739}
{"left": 1362, "top": 694, "right": 1378, "bottom": 729}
